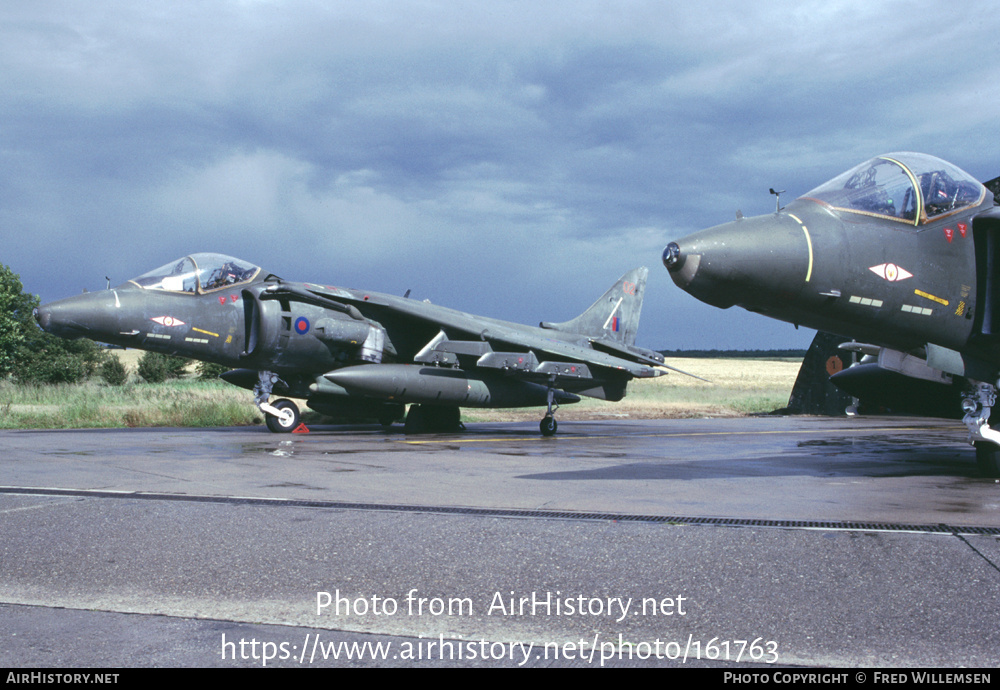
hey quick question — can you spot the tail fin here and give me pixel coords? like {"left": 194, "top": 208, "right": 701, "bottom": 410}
{"left": 540, "top": 267, "right": 648, "bottom": 346}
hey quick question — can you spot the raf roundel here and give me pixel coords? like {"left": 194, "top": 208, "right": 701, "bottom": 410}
{"left": 294, "top": 317, "right": 310, "bottom": 335}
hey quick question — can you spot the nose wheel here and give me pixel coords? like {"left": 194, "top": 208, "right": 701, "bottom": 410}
{"left": 254, "top": 370, "right": 302, "bottom": 434}
{"left": 265, "top": 398, "right": 301, "bottom": 433}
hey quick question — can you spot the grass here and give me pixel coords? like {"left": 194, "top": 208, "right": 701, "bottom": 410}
{"left": 0, "top": 355, "right": 802, "bottom": 429}
{"left": 464, "top": 357, "right": 800, "bottom": 423}
{"left": 0, "top": 378, "right": 263, "bottom": 429}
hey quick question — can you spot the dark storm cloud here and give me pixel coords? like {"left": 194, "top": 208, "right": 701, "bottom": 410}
{"left": 2, "top": 1, "right": 998, "bottom": 349}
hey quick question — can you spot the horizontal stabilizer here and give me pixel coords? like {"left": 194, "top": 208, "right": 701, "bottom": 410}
{"left": 658, "top": 361, "right": 710, "bottom": 382}
{"left": 590, "top": 338, "right": 664, "bottom": 367}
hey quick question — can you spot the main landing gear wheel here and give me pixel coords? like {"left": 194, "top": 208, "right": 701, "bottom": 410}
{"left": 404, "top": 405, "right": 462, "bottom": 433}
{"left": 974, "top": 442, "right": 1000, "bottom": 479}
{"left": 265, "top": 398, "right": 301, "bottom": 433}
{"left": 539, "top": 415, "right": 557, "bottom": 437}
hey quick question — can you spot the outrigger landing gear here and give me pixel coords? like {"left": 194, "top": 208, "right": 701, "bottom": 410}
{"left": 255, "top": 370, "right": 301, "bottom": 433}
{"left": 540, "top": 415, "right": 557, "bottom": 436}
{"left": 540, "top": 383, "right": 559, "bottom": 437}
{"left": 962, "top": 381, "right": 1000, "bottom": 477}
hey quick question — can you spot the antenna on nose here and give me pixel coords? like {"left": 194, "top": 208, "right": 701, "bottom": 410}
{"left": 769, "top": 188, "right": 785, "bottom": 214}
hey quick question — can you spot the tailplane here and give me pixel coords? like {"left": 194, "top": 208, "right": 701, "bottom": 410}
{"left": 540, "top": 267, "right": 648, "bottom": 346}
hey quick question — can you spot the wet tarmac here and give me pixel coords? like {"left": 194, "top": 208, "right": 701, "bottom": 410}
{"left": 1, "top": 417, "right": 999, "bottom": 667}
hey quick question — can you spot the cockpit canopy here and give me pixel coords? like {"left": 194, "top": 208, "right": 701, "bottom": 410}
{"left": 802, "top": 152, "right": 986, "bottom": 226}
{"left": 129, "top": 253, "right": 262, "bottom": 293}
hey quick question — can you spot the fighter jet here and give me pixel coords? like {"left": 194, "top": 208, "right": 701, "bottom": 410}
{"left": 662, "top": 152, "right": 1000, "bottom": 476}
{"left": 35, "top": 255, "right": 670, "bottom": 434}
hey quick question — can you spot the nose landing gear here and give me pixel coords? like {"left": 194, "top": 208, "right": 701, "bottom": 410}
{"left": 254, "top": 370, "right": 302, "bottom": 433}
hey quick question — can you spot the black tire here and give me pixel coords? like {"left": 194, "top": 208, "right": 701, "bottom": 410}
{"left": 430, "top": 405, "right": 461, "bottom": 431}
{"left": 975, "top": 442, "right": 1000, "bottom": 478}
{"left": 377, "top": 403, "right": 405, "bottom": 428}
{"left": 540, "top": 416, "right": 557, "bottom": 436}
{"left": 266, "top": 399, "right": 301, "bottom": 433}
{"left": 404, "top": 405, "right": 426, "bottom": 434}
{"left": 404, "top": 405, "right": 462, "bottom": 433}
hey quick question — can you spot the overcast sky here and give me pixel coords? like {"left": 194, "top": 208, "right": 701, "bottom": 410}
{"left": 3, "top": 1, "right": 999, "bottom": 350}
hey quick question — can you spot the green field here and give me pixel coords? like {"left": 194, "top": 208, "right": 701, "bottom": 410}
{"left": 465, "top": 356, "right": 801, "bottom": 423}
{"left": 0, "top": 352, "right": 802, "bottom": 429}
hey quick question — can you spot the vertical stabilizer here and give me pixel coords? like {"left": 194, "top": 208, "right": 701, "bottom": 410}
{"left": 540, "top": 267, "right": 648, "bottom": 346}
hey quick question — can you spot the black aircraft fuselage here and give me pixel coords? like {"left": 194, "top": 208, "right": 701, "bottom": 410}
{"left": 663, "top": 152, "right": 1000, "bottom": 475}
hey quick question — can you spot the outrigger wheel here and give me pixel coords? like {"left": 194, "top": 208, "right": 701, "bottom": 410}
{"left": 540, "top": 415, "right": 557, "bottom": 436}
{"left": 265, "top": 398, "right": 301, "bottom": 433}
{"left": 539, "top": 383, "right": 559, "bottom": 436}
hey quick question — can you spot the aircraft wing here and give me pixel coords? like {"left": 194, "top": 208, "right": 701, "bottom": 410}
{"left": 254, "top": 277, "right": 678, "bottom": 401}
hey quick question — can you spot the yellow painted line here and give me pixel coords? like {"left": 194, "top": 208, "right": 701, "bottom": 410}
{"left": 192, "top": 327, "right": 220, "bottom": 337}
{"left": 395, "top": 426, "right": 935, "bottom": 445}
{"left": 914, "top": 289, "right": 949, "bottom": 306}
{"left": 788, "top": 214, "right": 813, "bottom": 283}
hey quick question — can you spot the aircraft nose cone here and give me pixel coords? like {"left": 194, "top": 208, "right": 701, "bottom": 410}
{"left": 662, "top": 242, "right": 680, "bottom": 268}
{"left": 665, "top": 214, "right": 811, "bottom": 311}
{"left": 34, "top": 306, "right": 50, "bottom": 330}
{"left": 35, "top": 299, "right": 86, "bottom": 338}
{"left": 35, "top": 292, "right": 119, "bottom": 340}
{"left": 663, "top": 227, "right": 740, "bottom": 309}
{"left": 662, "top": 240, "right": 703, "bottom": 293}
